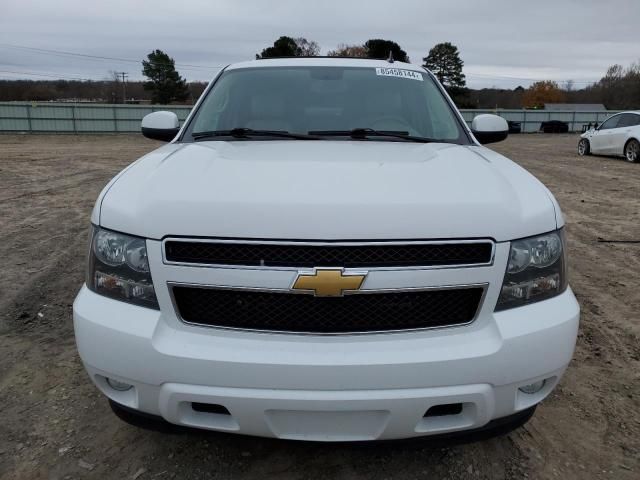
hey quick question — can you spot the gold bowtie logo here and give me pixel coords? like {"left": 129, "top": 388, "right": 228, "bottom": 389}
{"left": 292, "top": 268, "right": 367, "bottom": 297}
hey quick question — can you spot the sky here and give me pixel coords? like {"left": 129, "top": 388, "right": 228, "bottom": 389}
{"left": 1, "top": 0, "right": 639, "bottom": 89}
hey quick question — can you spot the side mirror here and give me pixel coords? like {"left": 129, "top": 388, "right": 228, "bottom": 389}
{"left": 471, "top": 114, "right": 509, "bottom": 145}
{"left": 141, "top": 111, "right": 180, "bottom": 142}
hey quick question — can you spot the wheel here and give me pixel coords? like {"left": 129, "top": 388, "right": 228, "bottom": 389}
{"left": 624, "top": 139, "right": 639, "bottom": 163}
{"left": 578, "top": 138, "right": 590, "bottom": 156}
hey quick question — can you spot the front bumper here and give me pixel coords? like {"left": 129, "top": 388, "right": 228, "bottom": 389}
{"left": 73, "top": 286, "right": 579, "bottom": 441}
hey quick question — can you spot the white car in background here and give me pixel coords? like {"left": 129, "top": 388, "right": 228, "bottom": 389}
{"left": 578, "top": 111, "right": 640, "bottom": 162}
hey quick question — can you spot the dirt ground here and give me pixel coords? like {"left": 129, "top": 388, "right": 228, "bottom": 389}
{"left": 0, "top": 133, "right": 638, "bottom": 480}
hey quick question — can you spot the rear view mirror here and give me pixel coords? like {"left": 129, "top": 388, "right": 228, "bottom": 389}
{"left": 141, "top": 111, "right": 180, "bottom": 142}
{"left": 471, "top": 114, "right": 509, "bottom": 145}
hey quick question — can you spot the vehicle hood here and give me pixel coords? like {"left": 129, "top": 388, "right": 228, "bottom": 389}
{"left": 98, "top": 141, "right": 558, "bottom": 241}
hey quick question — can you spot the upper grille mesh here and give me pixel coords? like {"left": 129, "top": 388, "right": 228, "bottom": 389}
{"left": 165, "top": 241, "right": 493, "bottom": 268}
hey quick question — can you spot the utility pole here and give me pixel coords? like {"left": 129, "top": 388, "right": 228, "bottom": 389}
{"left": 116, "top": 72, "right": 128, "bottom": 103}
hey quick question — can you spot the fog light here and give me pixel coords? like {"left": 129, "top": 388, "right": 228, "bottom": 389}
{"left": 519, "top": 380, "right": 545, "bottom": 394}
{"left": 106, "top": 377, "right": 133, "bottom": 391}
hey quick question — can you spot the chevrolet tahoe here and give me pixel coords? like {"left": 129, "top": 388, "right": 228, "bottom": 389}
{"left": 73, "top": 58, "right": 580, "bottom": 441}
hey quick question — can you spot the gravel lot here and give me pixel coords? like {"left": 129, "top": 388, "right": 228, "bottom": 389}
{"left": 0, "top": 134, "right": 638, "bottom": 480}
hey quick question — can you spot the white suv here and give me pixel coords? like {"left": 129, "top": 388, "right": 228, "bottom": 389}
{"left": 73, "top": 58, "right": 579, "bottom": 441}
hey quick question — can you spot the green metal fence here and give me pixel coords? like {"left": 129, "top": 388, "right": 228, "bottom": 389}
{"left": 0, "top": 103, "right": 192, "bottom": 133}
{"left": 0, "top": 102, "right": 621, "bottom": 134}
{"left": 459, "top": 109, "right": 620, "bottom": 133}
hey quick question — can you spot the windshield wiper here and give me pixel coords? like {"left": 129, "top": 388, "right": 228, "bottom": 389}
{"left": 193, "top": 128, "right": 320, "bottom": 141}
{"left": 309, "top": 128, "right": 436, "bottom": 143}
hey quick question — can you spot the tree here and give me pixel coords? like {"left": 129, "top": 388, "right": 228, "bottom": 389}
{"left": 422, "top": 42, "right": 466, "bottom": 90}
{"left": 295, "top": 37, "right": 320, "bottom": 56}
{"left": 597, "top": 63, "right": 640, "bottom": 109}
{"left": 364, "top": 39, "right": 409, "bottom": 62}
{"left": 142, "top": 50, "right": 190, "bottom": 104}
{"left": 327, "top": 43, "right": 368, "bottom": 58}
{"left": 522, "top": 80, "right": 565, "bottom": 109}
{"left": 603, "top": 64, "right": 624, "bottom": 84}
{"left": 256, "top": 36, "right": 319, "bottom": 59}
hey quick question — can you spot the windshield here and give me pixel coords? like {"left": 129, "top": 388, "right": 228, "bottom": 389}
{"left": 184, "top": 66, "right": 469, "bottom": 143}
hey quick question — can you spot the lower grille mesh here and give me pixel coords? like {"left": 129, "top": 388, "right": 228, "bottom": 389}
{"left": 172, "top": 286, "right": 484, "bottom": 333}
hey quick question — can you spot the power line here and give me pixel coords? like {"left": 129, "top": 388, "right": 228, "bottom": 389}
{"left": 1, "top": 67, "right": 600, "bottom": 88}
{"left": 0, "top": 43, "right": 224, "bottom": 72}
{"left": 0, "top": 68, "right": 99, "bottom": 81}
{"left": 1, "top": 43, "right": 601, "bottom": 86}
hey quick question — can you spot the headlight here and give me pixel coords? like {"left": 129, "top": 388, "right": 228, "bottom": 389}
{"left": 495, "top": 229, "right": 568, "bottom": 311}
{"left": 87, "top": 226, "right": 159, "bottom": 309}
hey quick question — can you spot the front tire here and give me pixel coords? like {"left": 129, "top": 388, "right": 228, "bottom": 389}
{"left": 624, "top": 139, "right": 639, "bottom": 163}
{"left": 578, "top": 138, "right": 590, "bottom": 156}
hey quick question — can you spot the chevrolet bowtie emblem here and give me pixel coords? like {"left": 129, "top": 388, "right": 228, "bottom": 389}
{"left": 292, "top": 268, "right": 367, "bottom": 297}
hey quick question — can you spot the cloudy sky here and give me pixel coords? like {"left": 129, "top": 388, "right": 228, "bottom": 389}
{"left": 1, "top": 0, "right": 639, "bottom": 89}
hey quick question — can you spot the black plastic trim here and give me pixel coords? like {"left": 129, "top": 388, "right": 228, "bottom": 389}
{"left": 472, "top": 130, "right": 509, "bottom": 145}
{"left": 141, "top": 126, "right": 180, "bottom": 142}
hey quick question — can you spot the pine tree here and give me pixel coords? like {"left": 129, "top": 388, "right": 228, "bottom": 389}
{"left": 422, "top": 43, "right": 466, "bottom": 89}
{"left": 142, "top": 50, "right": 190, "bottom": 104}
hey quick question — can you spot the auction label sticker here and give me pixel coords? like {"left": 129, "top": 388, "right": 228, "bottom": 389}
{"left": 375, "top": 67, "right": 423, "bottom": 81}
